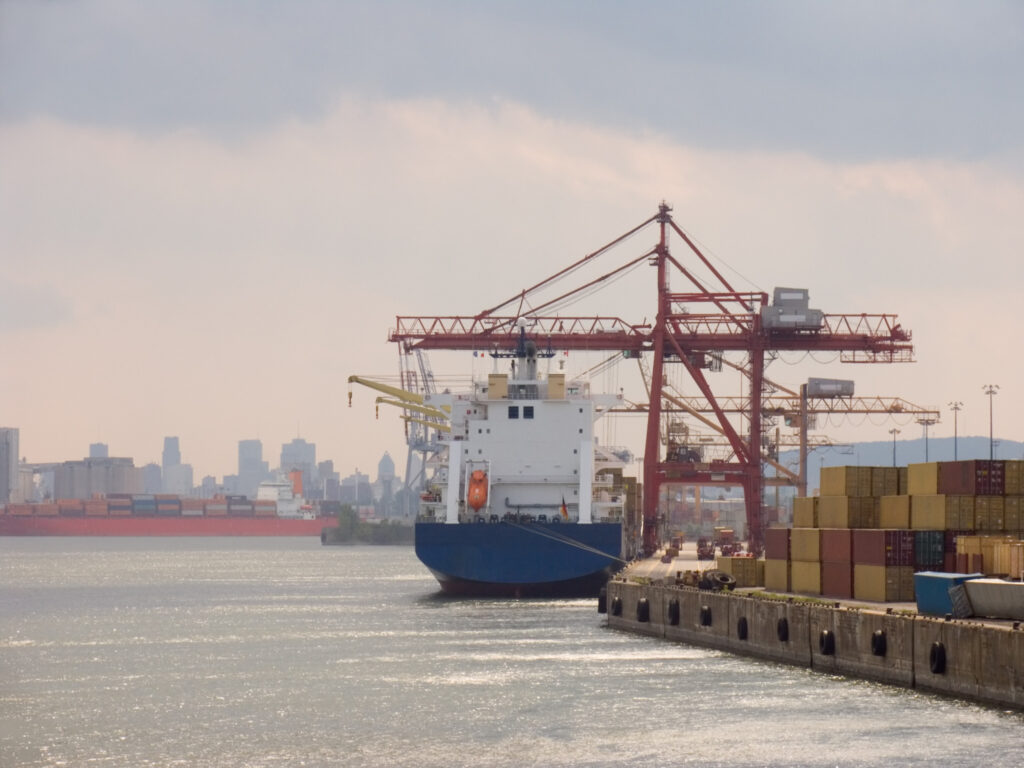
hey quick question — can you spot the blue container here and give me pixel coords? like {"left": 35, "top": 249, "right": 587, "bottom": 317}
{"left": 914, "top": 571, "right": 984, "bottom": 616}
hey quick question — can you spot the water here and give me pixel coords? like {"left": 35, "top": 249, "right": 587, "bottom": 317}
{"left": 2, "top": 538, "right": 1023, "bottom": 768}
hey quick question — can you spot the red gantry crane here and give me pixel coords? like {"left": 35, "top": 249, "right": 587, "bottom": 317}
{"left": 390, "top": 203, "right": 915, "bottom": 556}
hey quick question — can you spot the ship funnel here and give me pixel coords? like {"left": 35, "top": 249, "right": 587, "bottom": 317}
{"left": 289, "top": 469, "right": 303, "bottom": 498}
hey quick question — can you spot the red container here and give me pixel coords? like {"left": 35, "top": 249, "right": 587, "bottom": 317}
{"left": 764, "top": 527, "right": 791, "bottom": 560}
{"left": 820, "top": 529, "right": 853, "bottom": 563}
{"left": 943, "top": 553, "right": 956, "bottom": 572}
{"left": 939, "top": 460, "right": 1005, "bottom": 496}
{"left": 821, "top": 561, "right": 853, "bottom": 598}
{"left": 852, "top": 529, "right": 914, "bottom": 566}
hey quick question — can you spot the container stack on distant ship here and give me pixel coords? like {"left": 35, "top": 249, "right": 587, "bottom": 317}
{"left": 0, "top": 484, "right": 340, "bottom": 537}
{"left": 760, "top": 459, "right": 1024, "bottom": 602}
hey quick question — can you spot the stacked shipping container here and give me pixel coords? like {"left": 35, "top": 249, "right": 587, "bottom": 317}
{"left": 771, "top": 460, "right": 1024, "bottom": 603}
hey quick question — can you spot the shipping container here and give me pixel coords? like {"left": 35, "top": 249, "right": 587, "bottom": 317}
{"left": 1005, "top": 461, "right": 1024, "bottom": 495}
{"left": 820, "top": 466, "right": 873, "bottom": 497}
{"left": 907, "top": 463, "right": 940, "bottom": 495}
{"left": 879, "top": 495, "right": 910, "bottom": 529}
{"left": 871, "top": 467, "right": 899, "bottom": 498}
{"left": 913, "top": 530, "right": 945, "bottom": 568}
{"left": 913, "top": 571, "right": 984, "bottom": 616}
{"left": 790, "top": 527, "right": 821, "bottom": 562}
{"left": 818, "top": 495, "right": 878, "bottom": 529}
{"left": 976, "top": 496, "right": 1006, "bottom": 532}
{"left": 791, "top": 560, "right": 821, "bottom": 595}
{"left": 910, "top": 495, "right": 947, "bottom": 530}
{"left": 821, "top": 561, "right": 854, "bottom": 599}
{"left": 820, "top": 528, "right": 852, "bottom": 563}
{"left": 792, "top": 496, "right": 818, "bottom": 528}
{"left": 852, "top": 529, "right": 914, "bottom": 566}
{"left": 764, "top": 527, "right": 791, "bottom": 560}
{"left": 853, "top": 564, "right": 915, "bottom": 602}
{"left": 764, "top": 558, "right": 791, "bottom": 592}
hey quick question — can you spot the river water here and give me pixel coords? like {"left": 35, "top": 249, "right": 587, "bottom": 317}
{"left": 2, "top": 538, "right": 1023, "bottom": 767}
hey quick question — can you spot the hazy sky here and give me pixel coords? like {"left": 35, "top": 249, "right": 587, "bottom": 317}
{"left": 3, "top": 1, "right": 1024, "bottom": 481}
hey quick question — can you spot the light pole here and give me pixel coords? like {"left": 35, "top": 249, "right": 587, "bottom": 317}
{"left": 949, "top": 401, "right": 963, "bottom": 461}
{"left": 983, "top": 384, "right": 1000, "bottom": 462}
{"left": 889, "top": 427, "right": 900, "bottom": 467}
{"left": 917, "top": 417, "right": 937, "bottom": 462}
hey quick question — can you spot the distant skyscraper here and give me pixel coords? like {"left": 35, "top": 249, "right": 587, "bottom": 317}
{"left": 143, "top": 463, "right": 163, "bottom": 494}
{"left": 162, "top": 437, "right": 181, "bottom": 469}
{"left": 0, "top": 428, "right": 20, "bottom": 503}
{"left": 89, "top": 442, "right": 109, "bottom": 459}
{"left": 238, "top": 439, "right": 270, "bottom": 498}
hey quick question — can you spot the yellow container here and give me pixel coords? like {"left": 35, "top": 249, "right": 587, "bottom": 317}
{"left": 818, "top": 496, "right": 878, "bottom": 529}
{"left": 1005, "top": 461, "right": 1024, "bottom": 496}
{"left": 976, "top": 496, "right": 1006, "bottom": 532}
{"left": 718, "top": 556, "right": 758, "bottom": 586}
{"left": 790, "top": 527, "right": 821, "bottom": 562}
{"left": 907, "top": 463, "right": 940, "bottom": 495}
{"left": 954, "top": 495, "right": 976, "bottom": 530}
{"left": 818, "top": 496, "right": 850, "bottom": 529}
{"left": 820, "top": 466, "right": 873, "bottom": 497}
{"left": 853, "top": 564, "right": 914, "bottom": 602}
{"left": 791, "top": 560, "right": 822, "bottom": 595}
{"left": 1005, "top": 496, "right": 1022, "bottom": 532}
{"left": 956, "top": 535, "right": 982, "bottom": 556}
{"left": 764, "top": 558, "right": 791, "bottom": 592}
{"left": 879, "top": 495, "right": 910, "bottom": 529}
{"left": 910, "top": 494, "right": 947, "bottom": 530}
{"left": 792, "top": 496, "right": 818, "bottom": 528}
{"left": 871, "top": 467, "right": 900, "bottom": 497}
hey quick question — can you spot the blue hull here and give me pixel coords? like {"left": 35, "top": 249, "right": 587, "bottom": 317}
{"left": 415, "top": 521, "right": 623, "bottom": 597}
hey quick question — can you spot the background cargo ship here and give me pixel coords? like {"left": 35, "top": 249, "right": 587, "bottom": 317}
{"left": 0, "top": 488, "right": 338, "bottom": 536}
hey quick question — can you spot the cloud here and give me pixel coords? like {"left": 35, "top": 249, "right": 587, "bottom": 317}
{"left": 1, "top": 95, "right": 1023, "bottom": 477}
{"left": 0, "top": 282, "right": 73, "bottom": 332}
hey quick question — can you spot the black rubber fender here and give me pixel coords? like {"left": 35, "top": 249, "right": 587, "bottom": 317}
{"left": 737, "top": 616, "right": 749, "bottom": 641}
{"left": 611, "top": 596, "right": 623, "bottom": 617}
{"left": 699, "top": 605, "right": 712, "bottom": 627}
{"left": 776, "top": 617, "right": 789, "bottom": 642}
{"left": 871, "top": 629, "right": 887, "bottom": 657}
{"left": 929, "top": 641, "right": 947, "bottom": 674}
{"left": 636, "top": 597, "right": 650, "bottom": 623}
{"left": 597, "top": 587, "right": 607, "bottom": 614}
{"left": 819, "top": 629, "right": 836, "bottom": 656}
{"left": 667, "top": 598, "right": 680, "bottom": 626}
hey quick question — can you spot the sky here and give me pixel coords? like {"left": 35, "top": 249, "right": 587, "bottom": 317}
{"left": 3, "top": 0, "right": 1024, "bottom": 483}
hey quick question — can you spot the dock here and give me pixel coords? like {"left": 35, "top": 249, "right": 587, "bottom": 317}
{"left": 605, "top": 545, "right": 1024, "bottom": 711}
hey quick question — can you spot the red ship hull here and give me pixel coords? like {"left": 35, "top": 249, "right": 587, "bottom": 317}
{"left": 0, "top": 515, "right": 338, "bottom": 537}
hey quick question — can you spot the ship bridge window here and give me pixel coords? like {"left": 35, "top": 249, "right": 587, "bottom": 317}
{"left": 524, "top": 406, "right": 534, "bottom": 419}
{"left": 508, "top": 406, "right": 519, "bottom": 419}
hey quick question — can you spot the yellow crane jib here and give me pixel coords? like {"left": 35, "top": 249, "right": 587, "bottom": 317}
{"left": 347, "top": 375, "right": 426, "bottom": 407}
{"left": 402, "top": 415, "right": 452, "bottom": 433}
{"left": 374, "top": 397, "right": 450, "bottom": 422}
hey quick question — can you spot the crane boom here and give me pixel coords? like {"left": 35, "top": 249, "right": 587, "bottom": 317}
{"left": 348, "top": 375, "right": 425, "bottom": 406}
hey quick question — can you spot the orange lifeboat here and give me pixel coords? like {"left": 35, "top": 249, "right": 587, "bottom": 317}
{"left": 467, "top": 470, "right": 488, "bottom": 511}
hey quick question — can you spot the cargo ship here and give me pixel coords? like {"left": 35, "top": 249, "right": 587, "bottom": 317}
{"left": 411, "top": 326, "right": 633, "bottom": 596}
{"left": 0, "top": 491, "right": 338, "bottom": 537}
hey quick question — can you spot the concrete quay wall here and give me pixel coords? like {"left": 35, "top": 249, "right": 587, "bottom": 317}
{"left": 606, "top": 580, "right": 1024, "bottom": 710}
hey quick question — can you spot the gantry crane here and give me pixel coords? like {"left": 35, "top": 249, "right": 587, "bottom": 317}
{"left": 387, "top": 203, "right": 915, "bottom": 556}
